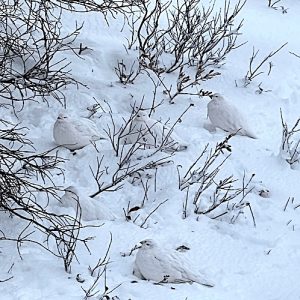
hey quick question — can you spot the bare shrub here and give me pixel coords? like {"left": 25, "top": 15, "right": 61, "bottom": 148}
{"left": 89, "top": 101, "right": 195, "bottom": 198}
{"left": 125, "top": 0, "right": 246, "bottom": 102}
{"left": 114, "top": 59, "right": 141, "bottom": 85}
{"left": 196, "top": 173, "right": 255, "bottom": 225}
{"left": 101, "top": 99, "right": 191, "bottom": 161}
{"left": 243, "top": 43, "right": 287, "bottom": 87}
{"left": 82, "top": 233, "right": 121, "bottom": 299}
{"left": 89, "top": 152, "right": 173, "bottom": 198}
{"left": 280, "top": 110, "right": 300, "bottom": 169}
{"left": 0, "top": 120, "right": 91, "bottom": 272}
{"left": 0, "top": 0, "right": 83, "bottom": 112}
{"left": 267, "top": 0, "right": 288, "bottom": 13}
{"left": 0, "top": 0, "right": 146, "bottom": 112}
{"left": 45, "top": 0, "right": 142, "bottom": 15}
{"left": 178, "top": 134, "right": 256, "bottom": 225}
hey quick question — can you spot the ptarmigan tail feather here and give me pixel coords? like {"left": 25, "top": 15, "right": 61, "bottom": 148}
{"left": 184, "top": 272, "right": 215, "bottom": 287}
{"left": 243, "top": 130, "right": 258, "bottom": 139}
{"left": 237, "top": 128, "right": 258, "bottom": 139}
{"left": 189, "top": 273, "right": 215, "bottom": 287}
{"left": 197, "top": 280, "right": 214, "bottom": 288}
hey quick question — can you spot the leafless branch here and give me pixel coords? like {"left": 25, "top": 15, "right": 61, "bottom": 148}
{"left": 90, "top": 103, "right": 195, "bottom": 198}
{"left": 82, "top": 234, "right": 121, "bottom": 299}
{"left": 0, "top": 120, "right": 92, "bottom": 272}
{"left": 267, "top": 0, "right": 288, "bottom": 13}
{"left": 0, "top": 276, "right": 13, "bottom": 283}
{"left": 140, "top": 198, "right": 168, "bottom": 228}
{"left": 290, "top": 51, "right": 300, "bottom": 59}
{"left": 243, "top": 43, "right": 287, "bottom": 86}
{"left": 0, "top": 1, "right": 84, "bottom": 112}
{"left": 178, "top": 134, "right": 256, "bottom": 225}
{"left": 45, "top": 0, "right": 142, "bottom": 15}
{"left": 280, "top": 110, "right": 300, "bottom": 169}
{"left": 114, "top": 59, "right": 141, "bottom": 85}
{"left": 88, "top": 233, "right": 112, "bottom": 277}
{"left": 124, "top": 0, "right": 246, "bottom": 102}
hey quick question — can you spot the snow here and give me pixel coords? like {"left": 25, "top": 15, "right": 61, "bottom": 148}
{"left": 1, "top": 0, "right": 300, "bottom": 299}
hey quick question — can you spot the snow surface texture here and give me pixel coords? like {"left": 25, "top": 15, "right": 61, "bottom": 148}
{"left": 1, "top": 0, "right": 300, "bottom": 300}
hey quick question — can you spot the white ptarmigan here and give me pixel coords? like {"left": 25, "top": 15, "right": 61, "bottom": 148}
{"left": 207, "top": 93, "right": 257, "bottom": 139}
{"left": 123, "top": 112, "right": 188, "bottom": 152}
{"left": 59, "top": 186, "right": 116, "bottom": 221}
{"left": 53, "top": 113, "right": 105, "bottom": 150}
{"left": 133, "top": 239, "right": 214, "bottom": 287}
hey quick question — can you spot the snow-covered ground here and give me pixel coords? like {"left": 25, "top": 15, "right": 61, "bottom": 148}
{"left": 1, "top": 0, "right": 300, "bottom": 299}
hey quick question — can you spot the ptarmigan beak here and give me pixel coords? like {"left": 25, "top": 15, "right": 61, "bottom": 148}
{"left": 133, "top": 243, "right": 142, "bottom": 251}
{"left": 137, "top": 240, "right": 149, "bottom": 248}
{"left": 137, "top": 241, "right": 145, "bottom": 247}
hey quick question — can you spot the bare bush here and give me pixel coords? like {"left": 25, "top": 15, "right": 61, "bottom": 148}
{"left": 82, "top": 233, "right": 121, "bottom": 299}
{"left": 267, "top": 0, "right": 288, "bottom": 13}
{"left": 0, "top": 0, "right": 146, "bottom": 112}
{"left": 178, "top": 134, "right": 256, "bottom": 225}
{"left": 114, "top": 60, "right": 141, "bottom": 85}
{"left": 89, "top": 153, "right": 173, "bottom": 198}
{"left": 89, "top": 102, "right": 196, "bottom": 198}
{"left": 268, "top": 0, "right": 280, "bottom": 6}
{"left": 123, "top": 176, "right": 151, "bottom": 222}
{"left": 179, "top": 134, "right": 234, "bottom": 195}
{"left": 125, "top": 0, "right": 246, "bottom": 101}
{"left": 122, "top": 169, "right": 168, "bottom": 228}
{"left": 88, "top": 233, "right": 112, "bottom": 277}
{"left": 45, "top": 0, "right": 142, "bottom": 15}
{"left": 243, "top": 43, "right": 287, "bottom": 87}
{"left": 154, "top": 68, "right": 214, "bottom": 103}
{"left": 280, "top": 110, "right": 300, "bottom": 169}
{"left": 103, "top": 101, "right": 192, "bottom": 157}
{"left": 139, "top": 198, "right": 169, "bottom": 228}
{"left": 284, "top": 197, "right": 300, "bottom": 214}
{"left": 0, "top": 1, "right": 83, "bottom": 112}
{"left": 196, "top": 173, "right": 255, "bottom": 225}
{"left": 0, "top": 120, "right": 91, "bottom": 272}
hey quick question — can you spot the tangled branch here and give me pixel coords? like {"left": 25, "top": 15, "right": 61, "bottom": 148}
{"left": 243, "top": 43, "right": 287, "bottom": 86}
{"left": 0, "top": 120, "right": 91, "bottom": 272}
{"left": 280, "top": 110, "right": 300, "bottom": 169}
{"left": 124, "top": 0, "right": 246, "bottom": 101}
{"left": 0, "top": 1, "right": 83, "bottom": 112}
{"left": 178, "top": 134, "right": 256, "bottom": 225}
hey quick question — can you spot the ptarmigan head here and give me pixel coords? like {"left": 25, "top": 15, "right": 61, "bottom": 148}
{"left": 135, "top": 110, "right": 149, "bottom": 121}
{"left": 57, "top": 113, "right": 68, "bottom": 121}
{"left": 63, "top": 185, "right": 79, "bottom": 199}
{"left": 139, "top": 239, "right": 157, "bottom": 250}
{"left": 59, "top": 186, "right": 80, "bottom": 208}
{"left": 209, "top": 93, "right": 224, "bottom": 101}
{"left": 65, "top": 185, "right": 78, "bottom": 193}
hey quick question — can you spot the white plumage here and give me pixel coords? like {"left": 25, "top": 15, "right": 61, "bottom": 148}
{"left": 59, "top": 186, "right": 116, "bottom": 221}
{"left": 53, "top": 113, "right": 104, "bottom": 150}
{"left": 123, "top": 112, "right": 188, "bottom": 152}
{"left": 133, "top": 239, "right": 214, "bottom": 287}
{"left": 207, "top": 93, "right": 257, "bottom": 139}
